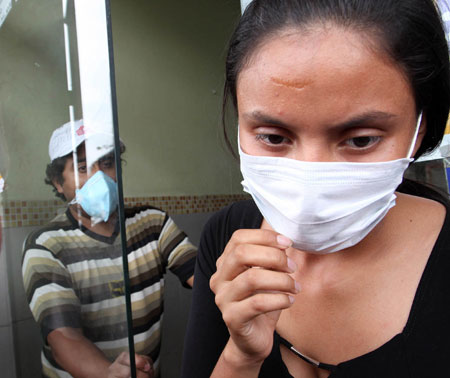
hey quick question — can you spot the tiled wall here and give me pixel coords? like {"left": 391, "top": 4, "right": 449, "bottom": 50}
{"left": 0, "top": 194, "right": 250, "bottom": 228}
{"left": 1, "top": 200, "right": 63, "bottom": 228}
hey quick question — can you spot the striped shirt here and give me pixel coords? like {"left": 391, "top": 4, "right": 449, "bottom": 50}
{"left": 22, "top": 206, "right": 196, "bottom": 378}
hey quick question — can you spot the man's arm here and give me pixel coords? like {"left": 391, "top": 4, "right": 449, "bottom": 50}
{"left": 48, "top": 327, "right": 110, "bottom": 377}
{"left": 186, "top": 275, "right": 194, "bottom": 287}
{"left": 157, "top": 214, "right": 197, "bottom": 285}
{"left": 47, "top": 327, "right": 153, "bottom": 378}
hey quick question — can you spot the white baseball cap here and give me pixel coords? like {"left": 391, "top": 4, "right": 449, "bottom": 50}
{"left": 49, "top": 119, "right": 124, "bottom": 163}
{"left": 48, "top": 119, "right": 86, "bottom": 161}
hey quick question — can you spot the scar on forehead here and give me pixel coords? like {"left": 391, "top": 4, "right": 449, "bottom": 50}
{"left": 270, "top": 76, "right": 312, "bottom": 90}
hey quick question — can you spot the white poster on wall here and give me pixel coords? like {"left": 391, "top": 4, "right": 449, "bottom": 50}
{"left": 240, "top": 0, "right": 252, "bottom": 13}
{"left": 74, "top": 0, "right": 115, "bottom": 168}
{"left": 417, "top": 0, "right": 450, "bottom": 161}
{"left": 438, "top": 0, "right": 450, "bottom": 48}
{"left": 0, "top": 0, "right": 12, "bottom": 29}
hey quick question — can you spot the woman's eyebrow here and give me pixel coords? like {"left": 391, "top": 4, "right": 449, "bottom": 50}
{"left": 331, "top": 111, "right": 398, "bottom": 130}
{"left": 242, "top": 111, "right": 291, "bottom": 127}
{"left": 242, "top": 110, "right": 397, "bottom": 130}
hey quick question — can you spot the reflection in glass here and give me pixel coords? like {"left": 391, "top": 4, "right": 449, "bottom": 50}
{"left": 0, "top": 0, "right": 133, "bottom": 377}
{"left": 1, "top": 0, "right": 243, "bottom": 376}
{"left": 23, "top": 120, "right": 129, "bottom": 377}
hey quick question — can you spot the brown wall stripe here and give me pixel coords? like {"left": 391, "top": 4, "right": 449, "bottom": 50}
{"left": 0, "top": 194, "right": 250, "bottom": 228}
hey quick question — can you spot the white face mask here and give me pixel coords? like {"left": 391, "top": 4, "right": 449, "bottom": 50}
{"left": 239, "top": 113, "right": 422, "bottom": 254}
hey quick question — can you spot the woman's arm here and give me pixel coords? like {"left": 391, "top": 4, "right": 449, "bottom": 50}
{"left": 210, "top": 338, "right": 266, "bottom": 378}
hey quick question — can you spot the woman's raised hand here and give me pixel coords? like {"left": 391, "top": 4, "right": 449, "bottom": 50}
{"left": 210, "top": 229, "right": 299, "bottom": 372}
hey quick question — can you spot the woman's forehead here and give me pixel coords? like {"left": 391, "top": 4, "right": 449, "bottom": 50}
{"left": 236, "top": 26, "right": 414, "bottom": 121}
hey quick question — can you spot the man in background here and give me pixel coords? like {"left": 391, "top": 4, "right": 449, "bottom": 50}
{"left": 22, "top": 120, "right": 196, "bottom": 377}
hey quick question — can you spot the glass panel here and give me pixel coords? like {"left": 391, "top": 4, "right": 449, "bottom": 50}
{"left": 0, "top": 1, "right": 133, "bottom": 377}
{"left": 108, "top": 1, "right": 243, "bottom": 376}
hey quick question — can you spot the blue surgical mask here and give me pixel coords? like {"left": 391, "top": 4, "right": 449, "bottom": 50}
{"left": 70, "top": 171, "right": 118, "bottom": 223}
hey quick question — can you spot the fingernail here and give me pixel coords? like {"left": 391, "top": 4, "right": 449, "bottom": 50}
{"left": 295, "top": 281, "right": 301, "bottom": 293}
{"left": 288, "top": 295, "right": 295, "bottom": 304}
{"left": 287, "top": 258, "right": 297, "bottom": 272}
{"left": 277, "top": 235, "right": 292, "bottom": 248}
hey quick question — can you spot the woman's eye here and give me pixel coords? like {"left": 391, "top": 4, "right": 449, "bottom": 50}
{"left": 346, "top": 136, "right": 380, "bottom": 149}
{"left": 78, "top": 165, "right": 87, "bottom": 173}
{"left": 256, "top": 134, "right": 288, "bottom": 145}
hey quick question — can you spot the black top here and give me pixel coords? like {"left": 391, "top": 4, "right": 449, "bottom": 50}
{"left": 181, "top": 181, "right": 450, "bottom": 377}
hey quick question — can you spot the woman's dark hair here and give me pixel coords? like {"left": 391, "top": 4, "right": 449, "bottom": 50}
{"left": 222, "top": 0, "right": 450, "bottom": 158}
{"left": 45, "top": 144, "right": 126, "bottom": 201}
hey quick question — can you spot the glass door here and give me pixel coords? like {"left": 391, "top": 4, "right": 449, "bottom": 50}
{"left": 0, "top": 1, "right": 134, "bottom": 377}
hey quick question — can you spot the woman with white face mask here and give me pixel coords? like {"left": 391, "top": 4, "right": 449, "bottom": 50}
{"left": 182, "top": 1, "right": 450, "bottom": 377}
